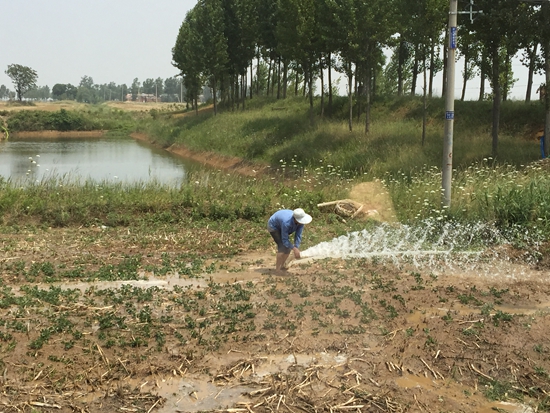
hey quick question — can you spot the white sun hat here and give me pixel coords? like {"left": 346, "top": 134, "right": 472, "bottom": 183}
{"left": 293, "top": 208, "right": 312, "bottom": 224}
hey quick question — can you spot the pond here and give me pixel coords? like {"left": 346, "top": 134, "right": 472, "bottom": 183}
{"left": 0, "top": 135, "right": 204, "bottom": 186}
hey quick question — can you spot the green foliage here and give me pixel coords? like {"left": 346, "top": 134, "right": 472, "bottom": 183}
{"left": 0, "top": 166, "right": 346, "bottom": 230}
{"left": 6, "top": 107, "right": 134, "bottom": 132}
{"left": 140, "top": 96, "right": 546, "bottom": 180}
{"left": 5, "top": 64, "right": 38, "bottom": 101}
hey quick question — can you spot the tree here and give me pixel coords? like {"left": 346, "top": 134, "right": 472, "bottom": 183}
{"left": 142, "top": 78, "right": 156, "bottom": 94}
{"left": 0, "top": 85, "right": 8, "bottom": 100}
{"left": 197, "top": 0, "right": 228, "bottom": 114}
{"left": 76, "top": 76, "right": 99, "bottom": 103}
{"left": 5, "top": 64, "right": 38, "bottom": 101}
{"left": 173, "top": 7, "right": 205, "bottom": 112}
{"left": 131, "top": 78, "right": 140, "bottom": 101}
{"left": 466, "top": 0, "right": 524, "bottom": 157}
{"left": 52, "top": 84, "right": 67, "bottom": 100}
{"left": 66, "top": 84, "right": 78, "bottom": 100}
{"left": 277, "top": 0, "right": 318, "bottom": 116}
{"left": 154, "top": 77, "right": 164, "bottom": 98}
{"left": 24, "top": 85, "right": 50, "bottom": 100}
{"left": 164, "top": 77, "right": 181, "bottom": 102}
{"left": 79, "top": 75, "right": 94, "bottom": 89}
{"left": 257, "top": 0, "right": 280, "bottom": 97}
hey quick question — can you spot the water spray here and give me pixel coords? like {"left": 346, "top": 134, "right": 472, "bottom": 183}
{"left": 295, "top": 220, "right": 541, "bottom": 279}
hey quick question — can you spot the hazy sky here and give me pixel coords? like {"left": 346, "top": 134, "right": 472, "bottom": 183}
{"left": 0, "top": 1, "right": 545, "bottom": 100}
{"left": 0, "top": 0, "right": 197, "bottom": 88}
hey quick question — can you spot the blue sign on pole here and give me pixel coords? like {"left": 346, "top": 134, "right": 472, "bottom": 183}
{"left": 450, "top": 27, "right": 457, "bottom": 49}
{"left": 445, "top": 111, "right": 454, "bottom": 120}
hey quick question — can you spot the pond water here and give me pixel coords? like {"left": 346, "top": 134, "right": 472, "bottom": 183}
{"left": 0, "top": 136, "right": 203, "bottom": 185}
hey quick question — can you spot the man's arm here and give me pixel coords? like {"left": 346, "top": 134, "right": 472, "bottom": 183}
{"left": 280, "top": 222, "right": 294, "bottom": 250}
{"left": 294, "top": 225, "right": 304, "bottom": 248}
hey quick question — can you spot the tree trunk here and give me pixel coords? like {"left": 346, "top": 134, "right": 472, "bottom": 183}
{"left": 526, "top": 42, "right": 538, "bottom": 102}
{"left": 429, "top": 40, "right": 435, "bottom": 97}
{"left": 356, "top": 65, "right": 361, "bottom": 122}
{"left": 267, "top": 59, "right": 272, "bottom": 97}
{"left": 503, "top": 53, "right": 510, "bottom": 102}
{"left": 212, "top": 76, "right": 217, "bottom": 115}
{"left": 491, "top": 45, "right": 501, "bottom": 158}
{"left": 277, "top": 57, "right": 281, "bottom": 99}
{"left": 348, "top": 62, "right": 353, "bottom": 132}
{"left": 308, "top": 67, "right": 314, "bottom": 124}
{"left": 295, "top": 71, "right": 299, "bottom": 96}
{"left": 256, "top": 55, "right": 261, "bottom": 96}
{"left": 372, "top": 62, "right": 377, "bottom": 100}
{"left": 328, "top": 53, "right": 333, "bottom": 114}
{"left": 461, "top": 56, "right": 468, "bottom": 101}
{"left": 283, "top": 60, "right": 288, "bottom": 99}
{"left": 398, "top": 40, "right": 405, "bottom": 96}
{"left": 479, "top": 51, "right": 486, "bottom": 101}
{"left": 544, "top": 26, "right": 550, "bottom": 158}
{"left": 411, "top": 44, "right": 419, "bottom": 95}
{"left": 250, "top": 59, "right": 253, "bottom": 99}
{"left": 365, "top": 65, "right": 371, "bottom": 135}
{"left": 320, "top": 61, "right": 324, "bottom": 118}
{"left": 234, "top": 77, "right": 238, "bottom": 110}
{"left": 241, "top": 73, "right": 247, "bottom": 111}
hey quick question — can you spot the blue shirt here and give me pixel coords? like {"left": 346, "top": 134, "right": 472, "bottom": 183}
{"left": 268, "top": 209, "right": 304, "bottom": 250}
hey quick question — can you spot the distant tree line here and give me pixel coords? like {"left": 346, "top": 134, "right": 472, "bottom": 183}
{"left": 0, "top": 68, "right": 190, "bottom": 104}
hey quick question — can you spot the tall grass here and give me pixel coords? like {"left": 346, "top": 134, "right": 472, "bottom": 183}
{"left": 140, "top": 95, "right": 546, "bottom": 178}
{"left": 383, "top": 159, "right": 550, "bottom": 240}
{"left": 0, "top": 167, "right": 351, "bottom": 229}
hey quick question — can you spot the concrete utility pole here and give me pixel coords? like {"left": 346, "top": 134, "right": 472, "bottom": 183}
{"left": 442, "top": 0, "right": 458, "bottom": 208}
{"left": 442, "top": 0, "right": 482, "bottom": 207}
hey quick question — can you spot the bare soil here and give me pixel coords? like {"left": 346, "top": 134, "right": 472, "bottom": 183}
{"left": 1, "top": 219, "right": 550, "bottom": 413}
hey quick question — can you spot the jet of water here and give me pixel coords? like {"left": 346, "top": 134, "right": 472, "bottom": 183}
{"left": 300, "top": 220, "right": 534, "bottom": 274}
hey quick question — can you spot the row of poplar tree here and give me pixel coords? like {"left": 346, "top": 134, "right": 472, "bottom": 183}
{"left": 171, "top": 0, "right": 549, "bottom": 129}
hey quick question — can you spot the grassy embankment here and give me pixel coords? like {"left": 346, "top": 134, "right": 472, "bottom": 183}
{"left": 2, "top": 96, "right": 549, "bottom": 250}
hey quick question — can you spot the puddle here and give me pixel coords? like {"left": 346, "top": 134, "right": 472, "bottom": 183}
{"left": 140, "top": 352, "right": 348, "bottom": 412}
{"left": 12, "top": 268, "right": 267, "bottom": 295}
{"left": 147, "top": 375, "right": 254, "bottom": 413}
{"left": 251, "top": 352, "right": 348, "bottom": 377}
{"left": 406, "top": 301, "right": 550, "bottom": 327}
{"left": 395, "top": 374, "right": 535, "bottom": 413}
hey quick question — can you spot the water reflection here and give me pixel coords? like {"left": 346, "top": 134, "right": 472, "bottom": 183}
{"left": 0, "top": 136, "right": 201, "bottom": 185}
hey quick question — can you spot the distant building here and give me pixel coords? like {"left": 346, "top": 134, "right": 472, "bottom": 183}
{"left": 125, "top": 93, "right": 159, "bottom": 102}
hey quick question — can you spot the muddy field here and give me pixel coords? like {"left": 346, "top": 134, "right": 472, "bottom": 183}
{"left": 1, "top": 223, "right": 550, "bottom": 413}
